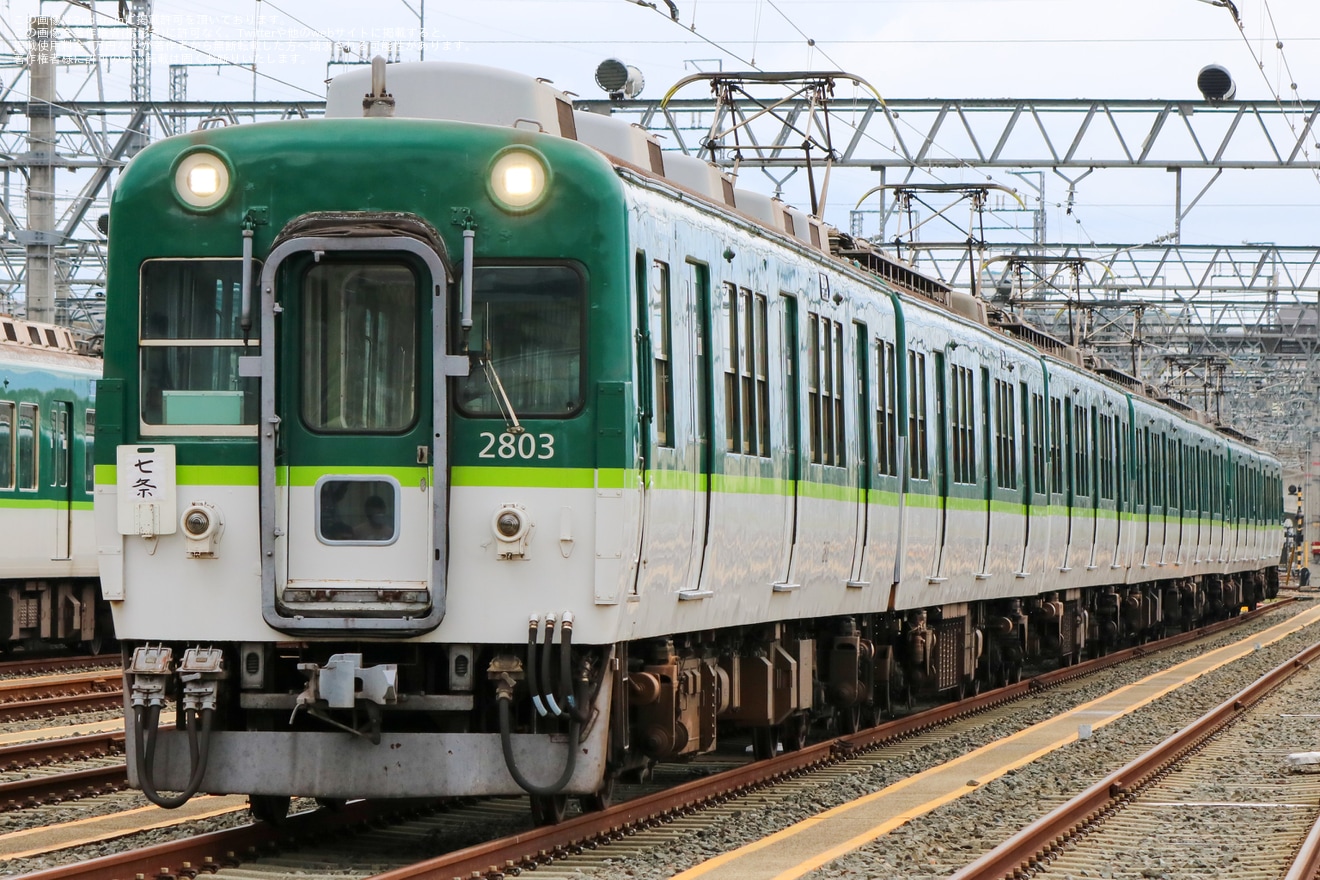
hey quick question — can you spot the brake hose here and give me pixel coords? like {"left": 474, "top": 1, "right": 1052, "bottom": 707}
{"left": 134, "top": 703, "right": 213, "bottom": 809}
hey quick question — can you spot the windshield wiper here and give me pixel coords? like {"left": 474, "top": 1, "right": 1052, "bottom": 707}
{"left": 479, "top": 325, "right": 524, "bottom": 435}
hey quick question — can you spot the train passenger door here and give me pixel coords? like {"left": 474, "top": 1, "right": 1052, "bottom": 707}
{"left": 259, "top": 235, "right": 455, "bottom": 633}
{"left": 51, "top": 401, "right": 72, "bottom": 560}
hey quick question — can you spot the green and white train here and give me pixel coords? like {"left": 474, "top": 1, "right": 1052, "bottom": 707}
{"left": 0, "top": 316, "right": 103, "bottom": 650}
{"left": 98, "top": 60, "right": 1282, "bottom": 822}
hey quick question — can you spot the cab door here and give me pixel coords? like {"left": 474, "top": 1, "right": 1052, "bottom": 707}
{"left": 259, "top": 235, "right": 454, "bottom": 634}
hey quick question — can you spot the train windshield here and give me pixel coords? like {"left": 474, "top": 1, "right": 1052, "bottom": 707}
{"left": 455, "top": 264, "right": 584, "bottom": 417}
{"left": 139, "top": 259, "right": 259, "bottom": 432}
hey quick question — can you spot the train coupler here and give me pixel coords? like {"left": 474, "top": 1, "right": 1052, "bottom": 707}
{"left": 294, "top": 653, "right": 398, "bottom": 710}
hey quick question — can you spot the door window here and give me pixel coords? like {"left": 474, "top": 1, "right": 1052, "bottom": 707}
{"left": 301, "top": 261, "right": 418, "bottom": 433}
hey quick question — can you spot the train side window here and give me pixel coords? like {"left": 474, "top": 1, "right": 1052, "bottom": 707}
{"left": 807, "top": 311, "right": 845, "bottom": 467}
{"left": 1072, "top": 403, "right": 1090, "bottom": 498}
{"left": 26, "top": 326, "right": 40, "bottom": 345}
{"left": 650, "top": 260, "right": 674, "bottom": 448}
{"left": 1048, "top": 397, "right": 1063, "bottom": 495}
{"left": 724, "top": 286, "right": 770, "bottom": 458}
{"left": 138, "top": 258, "right": 259, "bottom": 432}
{"left": 456, "top": 264, "right": 585, "bottom": 418}
{"left": 51, "top": 405, "right": 69, "bottom": 488}
{"left": 1, "top": 323, "right": 14, "bottom": 343}
{"left": 0, "top": 402, "right": 11, "bottom": 490}
{"left": 907, "top": 350, "right": 929, "bottom": 480}
{"left": 83, "top": 410, "right": 95, "bottom": 494}
{"left": 723, "top": 283, "right": 740, "bottom": 453}
{"left": 875, "top": 338, "right": 898, "bottom": 477}
{"left": 1030, "top": 391, "right": 1045, "bottom": 493}
{"left": 1098, "top": 413, "right": 1113, "bottom": 501}
{"left": 994, "top": 378, "right": 1016, "bottom": 490}
{"left": 951, "top": 365, "right": 976, "bottom": 484}
{"left": 16, "top": 403, "right": 36, "bottom": 491}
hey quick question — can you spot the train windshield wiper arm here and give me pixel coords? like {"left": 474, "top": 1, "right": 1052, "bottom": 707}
{"left": 479, "top": 333, "right": 524, "bottom": 435}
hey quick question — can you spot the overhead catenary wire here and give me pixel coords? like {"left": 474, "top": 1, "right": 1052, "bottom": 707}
{"left": 1207, "top": 0, "right": 1320, "bottom": 188}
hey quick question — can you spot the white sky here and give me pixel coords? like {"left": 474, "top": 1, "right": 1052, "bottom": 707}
{"left": 4, "top": 0, "right": 1320, "bottom": 245}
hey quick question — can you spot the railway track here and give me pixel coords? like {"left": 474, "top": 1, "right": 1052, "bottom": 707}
{"left": 0, "top": 731, "right": 128, "bottom": 810}
{"left": 0, "top": 654, "right": 118, "bottom": 679}
{"left": 9, "top": 600, "right": 1307, "bottom": 880}
{"left": 953, "top": 638, "right": 1320, "bottom": 879}
{"left": 0, "top": 670, "right": 123, "bottom": 722}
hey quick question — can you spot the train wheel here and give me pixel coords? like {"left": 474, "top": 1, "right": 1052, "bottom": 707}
{"left": 781, "top": 714, "right": 809, "bottom": 752}
{"left": 248, "top": 794, "right": 291, "bottom": 824}
{"left": 529, "top": 794, "right": 568, "bottom": 826}
{"left": 837, "top": 704, "right": 863, "bottom": 734}
{"left": 751, "top": 726, "right": 777, "bottom": 760}
{"left": 578, "top": 773, "right": 616, "bottom": 813}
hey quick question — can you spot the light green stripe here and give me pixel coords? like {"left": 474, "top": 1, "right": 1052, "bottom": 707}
{"left": 598, "top": 468, "right": 641, "bottom": 490}
{"left": 710, "top": 474, "right": 797, "bottom": 496}
{"left": 289, "top": 466, "right": 430, "bottom": 487}
{"left": 95, "top": 464, "right": 116, "bottom": 484}
{"left": 865, "top": 488, "right": 902, "bottom": 507}
{"left": 0, "top": 498, "right": 93, "bottom": 510}
{"left": 798, "top": 481, "right": 862, "bottom": 503}
{"left": 451, "top": 466, "right": 595, "bottom": 489}
{"left": 179, "top": 466, "right": 258, "bottom": 486}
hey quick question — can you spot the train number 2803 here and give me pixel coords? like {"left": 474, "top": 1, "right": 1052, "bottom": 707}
{"left": 478, "top": 432, "right": 556, "bottom": 460}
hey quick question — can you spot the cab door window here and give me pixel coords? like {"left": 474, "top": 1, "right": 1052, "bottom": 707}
{"left": 300, "top": 261, "right": 418, "bottom": 433}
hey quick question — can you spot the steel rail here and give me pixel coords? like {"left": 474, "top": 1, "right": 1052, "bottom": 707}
{"left": 0, "top": 671, "right": 121, "bottom": 701}
{"left": 0, "top": 655, "right": 118, "bottom": 677}
{"left": 0, "top": 764, "right": 127, "bottom": 809}
{"left": 0, "top": 730, "right": 124, "bottom": 770}
{"left": 950, "top": 636, "right": 1320, "bottom": 880}
{"left": 1283, "top": 809, "right": 1320, "bottom": 880}
{"left": 0, "top": 691, "right": 123, "bottom": 722}
{"left": 15, "top": 799, "right": 434, "bottom": 880}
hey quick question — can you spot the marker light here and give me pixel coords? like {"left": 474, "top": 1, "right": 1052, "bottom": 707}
{"left": 173, "top": 150, "right": 232, "bottom": 209}
{"left": 491, "top": 504, "right": 529, "bottom": 543}
{"left": 488, "top": 147, "right": 549, "bottom": 213}
{"left": 184, "top": 509, "right": 211, "bottom": 536}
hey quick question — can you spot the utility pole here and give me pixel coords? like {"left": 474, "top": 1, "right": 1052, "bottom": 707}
{"left": 24, "top": 17, "right": 56, "bottom": 325}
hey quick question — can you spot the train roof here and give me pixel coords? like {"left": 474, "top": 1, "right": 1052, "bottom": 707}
{"left": 323, "top": 60, "right": 1266, "bottom": 453}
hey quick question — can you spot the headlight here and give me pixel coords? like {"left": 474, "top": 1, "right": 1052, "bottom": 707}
{"left": 173, "top": 149, "right": 232, "bottom": 210}
{"left": 488, "top": 147, "right": 549, "bottom": 213}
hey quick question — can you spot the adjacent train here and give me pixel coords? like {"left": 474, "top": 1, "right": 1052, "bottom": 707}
{"left": 97, "top": 60, "right": 1283, "bottom": 822}
{"left": 0, "top": 315, "right": 105, "bottom": 651}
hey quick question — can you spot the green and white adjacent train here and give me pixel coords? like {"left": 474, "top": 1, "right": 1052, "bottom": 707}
{"left": 97, "top": 60, "right": 1282, "bottom": 822}
{"left": 0, "top": 317, "right": 104, "bottom": 650}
